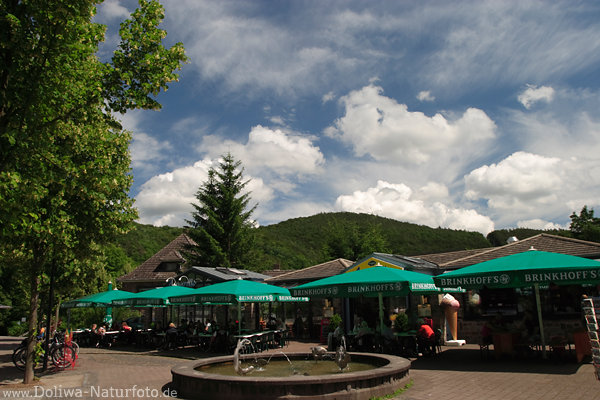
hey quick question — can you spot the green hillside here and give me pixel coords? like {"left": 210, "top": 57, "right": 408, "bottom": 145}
{"left": 115, "top": 213, "right": 493, "bottom": 273}
{"left": 252, "top": 212, "right": 492, "bottom": 270}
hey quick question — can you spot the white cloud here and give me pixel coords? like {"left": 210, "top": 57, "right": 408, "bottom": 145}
{"left": 135, "top": 159, "right": 274, "bottom": 226}
{"left": 464, "top": 152, "right": 571, "bottom": 228}
{"left": 424, "top": 2, "right": 600, "bottom": 93}
{"left": 130, "top": 132, "right": 173, "bottom": 172}
{"left": 465, "top": 152, "right": 563, "bottom": 206}
{"left": 96, "top": 0, "right": 131, "bottom": 20}
{"left": 322, "top": 91, "right": 336, "bottom": 103}
{"left": 268, "top": 116, "right": 285, "bottom": 126}
{"left": 517, "top": 219, "right": 565, "bottom": 231}
{"left": 335, "top": 180, "right": 494, "bottom": 234}
{"left": 198, "top": 125, "right": 325, "bottom": 176}
{"left": 325, "top": 84, "right": 496, "bottom": 165}
{"left": 417, "top": 90, "right": 435, "bottom": 102}
{"left": 518, "top": 85, "right": 555, "bottom": 109}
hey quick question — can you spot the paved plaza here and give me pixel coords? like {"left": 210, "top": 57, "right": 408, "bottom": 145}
{"left": 0, "top": 336, "right": 597, "bottom": 399}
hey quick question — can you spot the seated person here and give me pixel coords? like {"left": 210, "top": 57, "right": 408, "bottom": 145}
{"left": 97, "top": 324, "right": 112, "bottom": 348}
{"left": 120, "top": 321, "right": 134, "bottom": 344}
{"left": 480, "top": 321, "right": 493, "bottom": 345}
{"left": 204, "top": 319, "right": 213, "bottom": 334}
{"left": 356, "top": 321, "right": 374, "bottom": 351}
{"left": 165, "top": 322, "right": 178, "bottom": 350}
{"left": 417, "top": 319, "right": 435, "bottom": 356}
{"left": 266, "top": 314, "right": 278, "bottom": 331}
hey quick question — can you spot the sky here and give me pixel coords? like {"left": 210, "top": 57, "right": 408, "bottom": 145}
{"left": 95, "top": 0, "right": 600, "bottom": 235}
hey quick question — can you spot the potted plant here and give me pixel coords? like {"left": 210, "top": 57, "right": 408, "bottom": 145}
{"left": 394, "top": 312, "right": 409, "bottom": 332}
{"left": 329, "top": 313, "right": 342, "bottom": 332}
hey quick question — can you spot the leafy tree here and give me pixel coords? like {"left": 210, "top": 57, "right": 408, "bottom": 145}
{"left": 570, "top": 206, "right": 600, "bottom": 243}
{"left": 323, "top": 220, "right": 390, "bottom": 261}
{"left": 186, "top": 153, "right": 257, "bottom": 269}
{"left": 0, "top": 0, "right": 186, "bottom": 382}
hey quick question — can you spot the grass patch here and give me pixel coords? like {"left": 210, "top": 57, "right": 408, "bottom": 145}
{"left": 369, "top": 380, "right": 413, "bottom": 400}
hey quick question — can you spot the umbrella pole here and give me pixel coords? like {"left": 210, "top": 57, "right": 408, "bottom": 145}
{"left": 238, "top": 303, "right": 242, "bottom": 336}
{"left": 378, "top": 293, "right": 384, "bottom": 334}
{"left": 534, "top": 283, "right": 547, "bottom": 359}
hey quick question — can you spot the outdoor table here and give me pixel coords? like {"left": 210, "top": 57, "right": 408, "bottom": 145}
{"left": 395, "top": 330, "right": 417, "bottom": 356}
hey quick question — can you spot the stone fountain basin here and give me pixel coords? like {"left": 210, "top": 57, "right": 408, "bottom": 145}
{"left": 171, "top": 352, "right": 411, "bottom": 400}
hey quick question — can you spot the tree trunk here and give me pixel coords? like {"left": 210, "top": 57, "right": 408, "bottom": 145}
{"left": 24, "top": 273, "right": 40, "bottom": 384}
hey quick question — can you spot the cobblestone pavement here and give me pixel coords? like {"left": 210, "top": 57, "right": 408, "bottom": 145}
{"left": 1, "top": 336, "right": 596, "bottom": 399}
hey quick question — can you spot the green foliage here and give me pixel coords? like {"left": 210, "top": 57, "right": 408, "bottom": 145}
{"left": 7, "top": 321, "right": 28, "bottom": 337}
{"left": 0, "top": 0, "right": 186, "bottom": 381}
{"left": 570, "top": 206, "right": 600, "bottom": 243}
{"left": 394, "top": 312, "right": 409, "bottom": 332}
{"left": 322, "top": 220, "right": 390, "bottom": 261}
{"left": 115, "top": 223, "right": 184, "bottom": 266}
{"left": 486, "top": 228, "right": 570, "bottom": 246}
{"left": 186, "top": 153, "right": 257, "bottom": 269}
{"left": 249, "top": 212, "right": 491, "bottom": 271}
{"left": 329, "top": 313, "right": 342, "bottom": 332}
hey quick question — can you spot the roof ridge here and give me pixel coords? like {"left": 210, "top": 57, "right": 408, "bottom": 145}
{"left": 264, "top": 258, "right": 353, "bottom": 281}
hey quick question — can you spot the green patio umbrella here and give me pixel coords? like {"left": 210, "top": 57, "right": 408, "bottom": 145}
{"left": 290, "top": 265, "right": 460, "bottom": 332}
{"left": 112, "top": 286, "right": 197, "bottom": 307}
{"left": 169, "top": 279, "right": 293, "bottom": 335}
{"left": 433, "top": 249, "right": 600, "bottom": 358}
{"left": 61, "top": 289, "right": 133, "bottom": 308}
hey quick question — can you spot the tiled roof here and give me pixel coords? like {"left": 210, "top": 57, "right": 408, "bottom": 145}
{"left": 264, "top": 258, "right": 354, "bottom": 286}
{"left": 118, "top": 234, "right": 196, "bottom": 284}
{"left": 419, "top": 234, "right": 600, "bottom": 270}
{"left": 416, "top": 249, "right": 490, "bottom": 267}
{"left": 181, "top": 266, "right": 271, "bottom": 283}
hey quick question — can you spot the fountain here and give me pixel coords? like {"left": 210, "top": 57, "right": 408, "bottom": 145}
{"left": 172, "top": 336, "right": 411, "bottom": 400}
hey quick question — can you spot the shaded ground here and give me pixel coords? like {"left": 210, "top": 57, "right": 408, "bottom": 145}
{"left": 0, "top": 337, "right": 596, "bottom": 400}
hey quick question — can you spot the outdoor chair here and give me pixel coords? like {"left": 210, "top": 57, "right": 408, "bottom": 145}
{"left": 434, "top": 329, "right": 443, "bottom": 354}
{"left": 479, "top": 338, "right": 491, "bottom": 359}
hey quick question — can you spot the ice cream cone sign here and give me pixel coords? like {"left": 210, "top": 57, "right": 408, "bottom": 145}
{"left": 441, "top": 294, "right": 460, "bottom": 340}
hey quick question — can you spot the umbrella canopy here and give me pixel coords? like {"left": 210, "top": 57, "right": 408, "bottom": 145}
{"left": 433, "top": 249, "right": 600, "bottom": 358}
{"left": 434, "top": 250, "right": 600, "bottom": 289}
{"left": 290, "top": 265, "right": 455, "bottom": 298}
{"left": 169, "top": 279, "right": 292, "bottom": 304}
{"left": 169, "top": 279, "right": 295, "bottom": 335}
{"left": 61, "top": 289, "right": 133, "bottom": 309}
{"left": 112, "top": 286, "right": 197, "bottom": 307}
{"left": 290, "top": 266, "right": 459, "bottom": 333}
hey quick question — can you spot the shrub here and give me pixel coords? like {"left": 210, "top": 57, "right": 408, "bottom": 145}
{"left": 394, "top": 312, "right": 409, "bottom": 332}
{"left": 329, "top": 313, "right": 342, "bottom": 332}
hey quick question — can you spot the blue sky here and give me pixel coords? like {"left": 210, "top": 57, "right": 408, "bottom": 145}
{"left": 96, "top": 0, "right": 600, "bottom": 235}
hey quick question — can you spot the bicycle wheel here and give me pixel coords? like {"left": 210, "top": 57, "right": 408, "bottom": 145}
{"left": 12, "top": 347, "right": 27, "bottom": 370}
{"left": 69, "top": 340, "right": 80, "bottom": 357}
{"left": 51, "top": 344, "right": 76, "bottom": 369}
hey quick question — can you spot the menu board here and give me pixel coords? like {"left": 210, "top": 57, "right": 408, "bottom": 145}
{"left": 581, "top": 297, "right": 600, "bottom": 380}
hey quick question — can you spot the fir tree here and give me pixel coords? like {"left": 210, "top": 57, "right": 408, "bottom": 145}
{"left": 186, "top": 153, "right": 256, "bottom": 269}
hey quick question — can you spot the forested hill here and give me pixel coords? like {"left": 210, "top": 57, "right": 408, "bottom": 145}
{"left": 116, "top": 212, "right": 495, "bottom": 272}
{"left": 252, "top": 212, "right": 492, "bottom": 270}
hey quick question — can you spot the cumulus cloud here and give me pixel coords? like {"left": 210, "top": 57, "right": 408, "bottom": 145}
{"left": 335, "top": 180, "right": 494, "bottom": 234}
{"left": 518, "top": 84, "right": 555, "bottom": 109}
{"left": 464, "top": 151, "right": 566, "bottom": 218}
{"left": 198, "top": 125, "right": 325, "bottom": 176}
{"left": 417, "top": 90, "right": 435, "bottom": 102}
{"left": 135, "top": 159, "right": 274, "bottom": 226}
{"left": 517, "top": 219, "right": 566, "bottom": 230}
{"left": 325, "top": 85, "right": 496, "bottom": 165}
